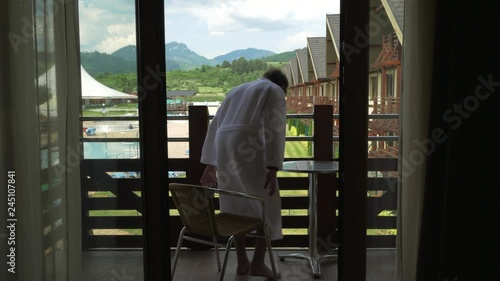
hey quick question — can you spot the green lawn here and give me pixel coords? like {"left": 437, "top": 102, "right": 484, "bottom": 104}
{"left": 196, "top": 86, "right": 224, "bottom": 93}
{"left": 82, "top": 103, "right": 138, "bottom": 116}
{"left": 280, "top": 126, "right": 310, "bottom": 177}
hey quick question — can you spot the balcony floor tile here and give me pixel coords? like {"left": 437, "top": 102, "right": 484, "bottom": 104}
{"left": 81, "top": 249, "right": 396, "bottom": 281}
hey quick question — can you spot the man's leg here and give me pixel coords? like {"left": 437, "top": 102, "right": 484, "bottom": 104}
{"left": 250, "top": 229, "right": 279, "bottom": 280}
{"left": 234, "top": 235, "right": 251, "bottom": 274}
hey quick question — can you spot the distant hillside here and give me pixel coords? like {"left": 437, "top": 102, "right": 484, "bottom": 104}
{"left": 212, "top": 48, "right": 275, "bottom": 64}
{"left": 80, "top": 51, "right": 136, "bottom": 76}
{"left": 264, "top": 48, "right": 305, "bottom": 62}
{"left": 111, "top": 45, "right": 137, "bottom": 61}
{"left": 110, "top": 42, "right": 214, "bottom": 71}
{"left": 165, "top": 41, "right": 215, "bottom": 70}
{"left": 81, "top": 42, "right": 292, "bottom": 75}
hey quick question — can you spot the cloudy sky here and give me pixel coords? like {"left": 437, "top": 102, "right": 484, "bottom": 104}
{"left": 79, "top": 0, "right": 340, "bottom": 59}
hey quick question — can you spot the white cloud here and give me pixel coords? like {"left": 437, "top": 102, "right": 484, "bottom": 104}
{"left": 168, "top": 0, "right": 340, "bottom": 36}
{"left": 107, "top": 23, "right": 136, "bottom": 37}
{"left": 189, "top": 3, "right": 238, "bottom": 35}
{"left": 95, "top": 24, "right": 136, "bottom": 54}
{"left": 79, "top": 0, "right": 340, "bottom": 57}
{"left": 78, "top": 0, "right": 135, "bottom": 53}
{"left": 282, "top": 31, "right": 313, "bottom": 51}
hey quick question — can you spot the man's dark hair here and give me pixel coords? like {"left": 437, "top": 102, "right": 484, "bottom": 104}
{"left": 263, "top": 68, "right": 289, "bottom": 93}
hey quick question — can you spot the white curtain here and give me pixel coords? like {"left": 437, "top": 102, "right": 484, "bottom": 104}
{"left": 396, "top": 0, "right": 436, "bottom": 280}
{"left": 0, "top": 0, "right": 81, "bottom": 280}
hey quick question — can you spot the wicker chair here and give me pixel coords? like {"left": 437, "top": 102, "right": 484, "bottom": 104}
{"left": 169, "top": 183, "right": 279, "bottom": 281}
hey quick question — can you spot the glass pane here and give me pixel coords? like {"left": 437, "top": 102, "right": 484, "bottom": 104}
{"left": 167, "top": 141, "right": 189, "bottom": 159}
{"left": 35, "top": 0, "right": 65, "bottom": 278}
{"left": 83, "top": 142, "right": 140, "bottom": 159}
{"left": 366, "top": 0, "right": 402, "bottom": 278}
{"left": 82, "top": 120, "right": 139, "bottom": 139}
{"left": 78, "top": 1, "right": 144, "bottom": 280}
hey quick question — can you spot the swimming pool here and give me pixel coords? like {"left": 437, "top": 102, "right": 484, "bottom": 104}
{"left": 83, "top": 142, "right": 140, "bottom": 159}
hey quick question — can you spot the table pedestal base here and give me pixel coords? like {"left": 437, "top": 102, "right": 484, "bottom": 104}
{"left": 279, "top": 253, "right": 338, "bottom": 278}
{"left": 279, "top": 161, "right": 340, "bottom": 278}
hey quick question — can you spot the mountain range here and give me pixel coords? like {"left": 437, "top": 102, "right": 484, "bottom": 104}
{"left": 80, "top": 42, "right": 297, "bottom": 76}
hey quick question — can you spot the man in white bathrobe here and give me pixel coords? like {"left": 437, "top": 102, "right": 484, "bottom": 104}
{"left": 200, "top": 68, "right": 288, "bottom": 280}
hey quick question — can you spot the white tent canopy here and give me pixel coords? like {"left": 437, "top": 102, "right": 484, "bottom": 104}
{"left": 80, "top": 66, "right": 137, "bottom": 100}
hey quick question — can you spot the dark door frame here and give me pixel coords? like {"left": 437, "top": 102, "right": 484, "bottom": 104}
{"left": 135, "top": 0, "right": 170, "bottom": 280}
{"left": 339, "top": 0, "right": 369, "bottom": 280}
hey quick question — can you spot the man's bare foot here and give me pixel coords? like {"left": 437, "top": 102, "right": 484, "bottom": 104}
{"left": 250, "top": 263, "right": 280, "bottom": 280}
{"left": 236, "top": 261, "right": 251, "bottom": 275}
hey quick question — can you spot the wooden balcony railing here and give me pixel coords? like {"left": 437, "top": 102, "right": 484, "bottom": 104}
{"left": 80, "top": 105, "right": 398, "bottom": 250}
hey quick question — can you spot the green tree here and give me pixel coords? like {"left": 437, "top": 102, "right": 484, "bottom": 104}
{"left": 221, "top": 60, "right": 231, "bottom": 68}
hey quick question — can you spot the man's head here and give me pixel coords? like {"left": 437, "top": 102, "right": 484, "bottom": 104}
{"left": 263, "top": 68, "right": 289, "bottom": 94}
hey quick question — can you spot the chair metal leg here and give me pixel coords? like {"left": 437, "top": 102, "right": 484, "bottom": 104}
{"left": 213, "top": 237, "right": 221, "bottom": 271}
{"left": 264, "top": 226, "right": 279, "bottom": 280}
{"left": 171, "top": 227, "right": 187, "bottom": 280}
{"left": 218, "top": 236, "right": 235, "bottom": 281}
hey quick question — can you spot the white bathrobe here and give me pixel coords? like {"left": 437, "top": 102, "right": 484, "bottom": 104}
{"left": 201, "top": 78, "right": 286, "bottom": 240}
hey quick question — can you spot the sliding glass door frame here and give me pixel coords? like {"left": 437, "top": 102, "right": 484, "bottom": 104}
{"left": 339, "top": 0, "right": 369, "bottom": 280}
{"left": 135, "top": 0, "right": 170, "bottom": 280}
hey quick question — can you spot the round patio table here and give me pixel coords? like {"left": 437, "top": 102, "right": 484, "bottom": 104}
{"left": 279, "top": 160, "right": 339, "bottom": 278}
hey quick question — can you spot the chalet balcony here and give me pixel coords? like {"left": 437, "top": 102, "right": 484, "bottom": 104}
{"left": 80, "top": 102, "right": 399, "bottom": 280}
